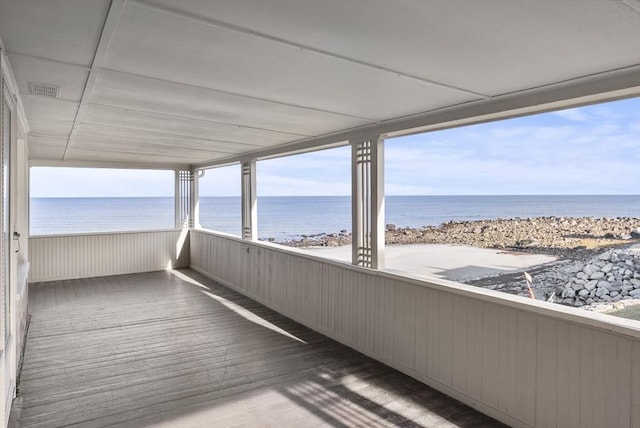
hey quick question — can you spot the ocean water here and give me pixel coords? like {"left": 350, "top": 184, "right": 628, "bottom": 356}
{"left": 30, "top": 195, "right": 640, "bottom": 239}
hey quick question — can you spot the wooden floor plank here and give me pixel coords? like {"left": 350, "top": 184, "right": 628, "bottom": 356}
{"left": 18, "top": 269, "right": 506, "bottom": 428}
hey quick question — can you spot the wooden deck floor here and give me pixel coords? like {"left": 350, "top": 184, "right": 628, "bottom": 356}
{"left": 19, "top": 269, "right": 506, "bottom": 428}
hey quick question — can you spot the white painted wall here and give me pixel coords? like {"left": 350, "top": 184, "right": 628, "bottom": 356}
{"left": 29, "top": 229, "right": 190, "bottom": 283}
{"left": 190, "top": 229, "right": 640, "bottom": 428}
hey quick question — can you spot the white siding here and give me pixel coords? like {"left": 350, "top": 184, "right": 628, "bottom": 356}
{"left": 190, "top": 229, "right": 640, "bottom": 428}
{"left": 29, "top": 229, "right": 190, "bottom": 282}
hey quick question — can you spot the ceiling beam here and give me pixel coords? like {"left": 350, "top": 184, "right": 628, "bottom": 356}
{"left": 62, "top": 0, "right": 126, "bottom": 161}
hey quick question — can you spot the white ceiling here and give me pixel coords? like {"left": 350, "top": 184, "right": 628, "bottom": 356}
{"left": 1, "top": 0, "right": 639, "bottom": 168}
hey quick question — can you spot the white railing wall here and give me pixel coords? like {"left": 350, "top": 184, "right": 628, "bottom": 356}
{"left": 190, "top": 229, "right": 640, "bottom": 428}
{"left": 29, "top": 229, "right": 190, "bottom": 282}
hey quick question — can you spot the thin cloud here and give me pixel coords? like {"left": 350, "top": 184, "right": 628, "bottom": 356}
{"left": 552, "top": 108, "right": 589, "bottom": 122}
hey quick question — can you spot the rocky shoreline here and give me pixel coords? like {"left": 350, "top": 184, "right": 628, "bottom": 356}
{"left": 278, "top": 216, "right": 640, "bottom": 311}
{"left": 465, "top": 245, "right": 640, "bottom": 311}
{"left": 281, "top": 216, "right": 640, "bottom": 255}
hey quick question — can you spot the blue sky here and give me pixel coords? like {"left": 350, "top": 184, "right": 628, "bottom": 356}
{"left": 30, "top": 97, "right": 640, "bottom": 197}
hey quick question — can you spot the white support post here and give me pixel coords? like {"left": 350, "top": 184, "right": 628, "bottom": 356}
{"left": 175, "top": 169, "right": 194, "bottom": 229}
{"left": 241, "top": 160, "right": 257, "bottom": 240}
{"left": 371, "top": 136, "right": 385, "bottom": 268}
{"left": 351, "top": 136, "right": 385, "bottom": 268}
{"left": 191, "top": 169, "right": 202, "bottom": 229}
{"left": 174, "top": 170, "right": 180, "bottom": 229}
{"left": 351, "top": 142, "right": 365, "bottom": 266}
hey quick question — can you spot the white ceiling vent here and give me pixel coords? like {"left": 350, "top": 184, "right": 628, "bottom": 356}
{"left": 28, "top": 82, "right": 61, "bottom": 98}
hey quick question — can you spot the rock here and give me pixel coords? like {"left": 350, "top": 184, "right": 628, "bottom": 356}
{"left": 578, "top": 289, "right": 590, "bottom": 297}
{"left": 598, "top": 252, "right": 612, "bottom": 261}
{"left": 516, "top": 238, "right": 539, "bottom": 248}
{"left": 596, "top": 288, "right": 610, "bottom": 297}
{"left": 629, "top": 289, "right": 640, "bottom": 298}
{"left": 571, "top": 282, "right": 584, "bottom": 291}
{"left": 609, "top": 284, "right": 623, "bottom": 293}
{"left": 601, "top": 263, "right": 614, "bottom": 273}
{"left": 585, "top": 280, "right": 598, "bottom": 291}
{"left": 590, "top": 271, "right": 605, "bottom": 280}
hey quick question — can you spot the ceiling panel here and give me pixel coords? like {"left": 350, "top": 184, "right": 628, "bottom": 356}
{"left": 64, "top": 148, "right": 224, "bottom": 164}
{"left": 146, "top": 0, "right": 640, "bottom": 95}
{"left": 75, "top": 123, "right": 264, "bottom": 154}
{"left": 21, "top": 95, "right": 79, "bottom": 122}
{"left": 89, "top": 70, "right": 373, "bottom": 137}
{"left": 7, "top": 53, "right": 89, "bottom": 102}
{"left": 28, "top": 118, "right": 74, "bottom": 140}
{"left": 28, "top": 136, "right": 68, "bottom": 160}
{"left": 83, "top": 104, "right": 300, "bottom": 147}
{"left": 0, "top": 0, "right": 110, "bottom": 66}
{"left": 67, "top": 137, "right": 233, "bottom": 159}
{"left": 102, "top": 1, "right": 478, "bottom": 121}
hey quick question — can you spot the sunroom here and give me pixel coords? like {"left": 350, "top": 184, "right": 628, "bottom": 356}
{"left": 0, "top": 1, "right": 639, "bottom": 427}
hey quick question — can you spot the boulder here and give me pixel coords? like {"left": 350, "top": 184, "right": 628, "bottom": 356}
{"left": 585, "top": 280, "right": 598, "bottom": 291}
{"left": 601, "top": 263, "right": 614, "bottom": 273}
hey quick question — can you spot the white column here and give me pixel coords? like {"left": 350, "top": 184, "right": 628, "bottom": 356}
{"left": 351, "top": 136, "right": 385, "bottom": 268}
{"left": 175, "top": 169, "right": 194, "bottom": 229}
{"left": 174, "top": 170, "right": 180, "bottom": 229}
{"left": 191, "top": 169, "right": 202, "bottom": 229}
{"left": 241, "top": 160, "right": 257, "bottom": 240}
{"left": 371, "top": 136, "right": 385, "bottom": 269}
